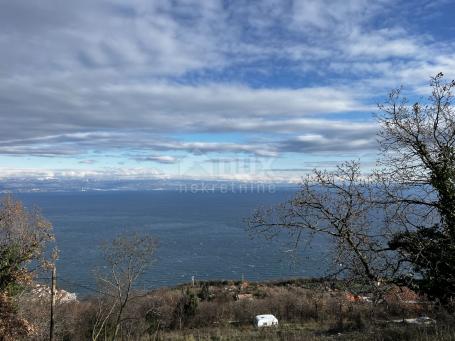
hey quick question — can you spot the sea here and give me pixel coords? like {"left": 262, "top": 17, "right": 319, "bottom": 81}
{"left": 15, "top": 190, "right": 331, "bottom": 296}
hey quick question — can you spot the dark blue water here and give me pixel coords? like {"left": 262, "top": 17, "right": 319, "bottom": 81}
{"left": 16, "top": 191, "right": 330, "bottom": 295}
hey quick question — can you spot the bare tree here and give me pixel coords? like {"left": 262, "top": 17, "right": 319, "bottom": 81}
{"left": 92, "top": 232, "right": 157, "bottom": 341}
{"left": 248, "top": 161, "right": 396, "bottom": 297}
{"left": 376, "top": 72, "right": 455, "bottom": 303}
{"left": 249, "top": 73, "right": 455, "bottom": 303}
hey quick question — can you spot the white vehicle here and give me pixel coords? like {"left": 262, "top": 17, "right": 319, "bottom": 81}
{"left": 254, "top": 314, "right": 278, "bottom": 327}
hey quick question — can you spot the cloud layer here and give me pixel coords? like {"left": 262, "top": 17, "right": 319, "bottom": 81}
{"left": 1, "top": 0, "right": 454, "bottom": 179}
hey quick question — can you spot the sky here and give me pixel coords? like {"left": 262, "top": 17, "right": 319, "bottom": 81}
{"left": 1, "top": 0, "right": 455, "bottom": 183}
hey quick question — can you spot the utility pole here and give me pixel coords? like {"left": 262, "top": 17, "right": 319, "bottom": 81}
{"left": 50, "top": 265, "right": 56, "bottom": 341}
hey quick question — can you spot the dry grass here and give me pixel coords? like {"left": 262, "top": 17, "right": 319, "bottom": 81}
{"left": 147, "top": 323, "right": 455, "bottom": 341}
{"left": 15, "top": 278, "right": 455, "bottom": 340}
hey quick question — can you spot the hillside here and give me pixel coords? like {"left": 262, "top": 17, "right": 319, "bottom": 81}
{"left": 16, "top": 278, "right": 455, "bottom": 340}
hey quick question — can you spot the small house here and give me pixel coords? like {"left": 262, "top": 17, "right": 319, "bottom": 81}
{"left": 254, "top": 314, "right": 278, "bottom": 327}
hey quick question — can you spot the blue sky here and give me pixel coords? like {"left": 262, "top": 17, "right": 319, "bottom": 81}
{"left": 0, "top": 0, "right": 454, "bottom": 182}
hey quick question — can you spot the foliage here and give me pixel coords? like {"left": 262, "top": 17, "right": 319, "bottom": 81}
{"left": 389, "top": 227, "right": 455, "bottom": 304}
{"left": 145, "top": 305, "right": 163, "bottom": 335}
{"left": 249, "top": 73, "right": 455, "bottom": 304}
{"left": 16, "top": 280, "right": 455, "bottom": 340}
{"left": 0, "top": 195, "right": 54, "bottom": 339}
{"left": 377, "top": 73, "right": 455, "bottom": 304}
{"left": 0, "top": 293, "right": 34, "bottom": 340}
{"left": 0, "top": 195, "right": 54, "bottom": 293}
{"left": 172, "top": 288, "right": 199, "bottom": 329}
{"left": 198, "top": 282, "right": 211, "bottom": 301}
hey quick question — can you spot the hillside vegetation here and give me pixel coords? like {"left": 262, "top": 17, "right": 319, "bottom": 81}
{"left": 15, "top": 278, "right": 455, "bottom": 340}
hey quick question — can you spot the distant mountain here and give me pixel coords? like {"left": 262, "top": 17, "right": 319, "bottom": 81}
{"left": 0, "top": 177, "right": 298, "bottom": 193}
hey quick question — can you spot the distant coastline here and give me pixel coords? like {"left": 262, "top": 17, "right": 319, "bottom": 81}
{"left": 0, "top": 178, "right": 300, "bottom": 193}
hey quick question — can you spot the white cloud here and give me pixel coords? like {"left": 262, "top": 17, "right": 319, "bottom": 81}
{"left": 346, "top": 29, "right": 420, "bottom": 59}
{"left": 0, "top": 167, "right": 166, "bottom": 180}
{"left": 0, "top": 0, "right": 454, "bottom": 178}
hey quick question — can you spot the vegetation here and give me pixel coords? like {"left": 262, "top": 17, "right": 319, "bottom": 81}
{"left": 11, "top": 279, "right": 455, "bottom": 340}
{"left": 0, "top": 195, "right": 54, "bottom": 293}
{"left": 2, "top": 74, "right": 455, "bottom": 339}
{"left": 92, "top": 233, "right": 157, "bottom": 341}
{"left": 378, "top": 73, "right": 455, "bottom": 304}
{"left": 249, "top": 73, "right": 455, "bottom": 306}
{"left": 0, "top": 195, "right": 55, "bottom": 339}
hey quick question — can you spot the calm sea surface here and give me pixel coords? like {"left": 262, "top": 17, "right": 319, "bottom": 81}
{"left": 16, "top": 190, "right": 330, "bottom": 295}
